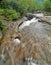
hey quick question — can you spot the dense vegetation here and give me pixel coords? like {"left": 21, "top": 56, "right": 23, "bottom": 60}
{"left": 43, "top": 0, "right": 51, "bottom": 12}
{"left": 0, "top": 0, "right": 51, "bottom": 17}
{"left": 0, "top": 0, "right": 51, "bottom": 12}
{"left": 0, "top": 0, "right": 51, "bottom": 32}
{"left": 0, "top": 19, "right": 7, "bottom": 32}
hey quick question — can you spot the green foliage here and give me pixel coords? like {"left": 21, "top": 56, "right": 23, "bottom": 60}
{"left": 0, "top": 0, "right": 51, "bottom": 16}
{"left": 0, "top": 9, "right": 4, "bottom": 15}
{"left": 17, "top": 0, "right": 38, "bottom": 14}
{"left": 0, "top": 20, "right": 7, "bottom": 32}
{"left": 0, "top": 8, "right": 20, "bottom": 20}
{"left": 0, "top": 16, "right": 4, "bottom": 20}
{"left": 7, "top": 12, "right": 20, "bottom": 20}
{"left": 0, "top": 0, "right": 41, "bottom": 14}
{"left": 4, "top": 9, "right": 20, "bottom": 20}
{"left": 43, "top": 0, "right": 51, "bottom": 12}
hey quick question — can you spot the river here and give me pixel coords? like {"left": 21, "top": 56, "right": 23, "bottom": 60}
{"left": 0, "top": 14, "right": 51, "bottom": 65}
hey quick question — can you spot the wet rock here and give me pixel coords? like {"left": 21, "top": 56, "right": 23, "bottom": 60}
{"left": 38, "top": 16, "right": 51, "bottom": 25}
{"left": 23, "top": 16, "right": 28, "bottom": 21}
{"left": 26, "top": 13, "right": 34, "bottom": 20}
{"left": 12, "top": 38, "right": 21, "bottom": 45}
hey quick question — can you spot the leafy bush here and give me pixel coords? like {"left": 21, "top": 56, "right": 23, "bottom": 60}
{"left": 43, "top": 0, "right": 51, "bottom": 12}
{"left": 4, "top": 9, "right": 20, "bottom": 20}
{"left": 0, "top": 16, "right": 4, "bottom": 20}
{"left": 0, "top": 20, "right": 7, "bottom": 32}
{"left": 0, "top": 9, "right": 4, "bottom": 15}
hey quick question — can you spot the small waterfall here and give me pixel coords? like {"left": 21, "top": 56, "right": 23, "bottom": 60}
{"left": 19, "top": 18, "right": 38, "bottom": 30}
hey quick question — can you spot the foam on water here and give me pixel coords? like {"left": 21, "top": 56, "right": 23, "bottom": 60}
{"left": 31, "top": 62, "right": 37, "bottom": 65}
{"left": 19, "top": 18, "right": 38, "bottom": 30}
{"left": 28, "top": 61, "right": 37, "bottom": 65}
{"left": 26, "top": 58, "right": 37, "bottom": 65}
{"left": 33, "top": 13, "right": 44, "bottom": 17}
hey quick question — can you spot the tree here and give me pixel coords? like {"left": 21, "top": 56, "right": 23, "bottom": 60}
{"left": 17, "top": 0, "right": 39, "bottom": 14}
{"left": 43, "top": 0, "right": 51, "bottom": 12}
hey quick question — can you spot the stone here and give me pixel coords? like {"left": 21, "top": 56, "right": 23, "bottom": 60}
{"left": 12, "top": 38, "right": 21, "bottom": 45}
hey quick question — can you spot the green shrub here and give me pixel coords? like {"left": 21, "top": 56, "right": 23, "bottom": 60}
{"left": 42, "top": 0, "right": 51, "bottom": 12}
{"left": 0, "top": 20, "right": 7, "bottom": 32}
{"left": 7, "top": 12, "right": 20, "bottom": 20}
{"left": 0, "top": 9, "right": 4, "bottom": 15}
{"left": 0, "top": 16, "right": 4, "bottom": 20}
{"left": 4, "top": 9, "right": 20, "bottom": 20}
